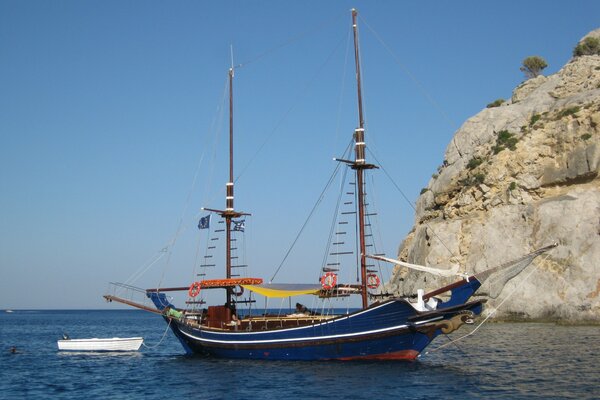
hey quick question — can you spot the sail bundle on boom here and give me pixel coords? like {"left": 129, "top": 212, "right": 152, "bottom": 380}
{"left": 366, "top": 254, "right": 461, "bottom": 277}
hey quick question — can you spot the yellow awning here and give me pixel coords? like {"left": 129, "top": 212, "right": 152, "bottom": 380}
{"left": 241, "top": 284, "right": 321, "bottom": 298}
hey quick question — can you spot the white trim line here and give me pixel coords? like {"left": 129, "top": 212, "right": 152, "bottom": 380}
{"left": 179, "top": 316, "right": 442, "bottom": 345}
{"left": 201, "top": 300, "right": 397, "bottom": 336}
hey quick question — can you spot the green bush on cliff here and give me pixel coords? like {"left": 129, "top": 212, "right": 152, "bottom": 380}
{"left": 486, "top": 99, "right": 504, "bottom": 108}
{"left": 474, "top": 173, "right": 485, "bottom": 184}
{"left": 493, "top": 130, "right": 518, "bottom": 154}
{"left": 520, "top": 56, "right": 548, "bottom": 79}
{"left": 555, "top": 106, "right": 580, "bottom": 119}
{"left": 573, "top": 36, "right": 600, "bottom": 57}
{"left": 530, "top": 113, "right": 541, "bottom": 126}
{"left": 467, "top": 156, "right": 484, "bottom": 170}
{"left": 459, "top": 173, "right": 486, "bottom": 187}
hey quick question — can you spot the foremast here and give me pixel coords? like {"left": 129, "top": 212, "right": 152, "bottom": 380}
{"left": 351, "top": 9, "right": 378, "bottom": 309}
{"left": 204, "top": 67, "right": 249, "bottom": 307}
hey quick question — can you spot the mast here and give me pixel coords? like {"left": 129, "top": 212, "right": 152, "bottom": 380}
{"left": 351, "top": 8, "right": 376, "bottom": 309}
{"left": 352, "top": 9, "right": 365, "bottom": 129}
{"left": 225, "top": 67, "right": 234, "bottom": 306}
{"left": 204, "top": 67, "right": 250, "bottom": 307}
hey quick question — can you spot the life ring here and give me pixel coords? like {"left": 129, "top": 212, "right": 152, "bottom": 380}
{"left": 188, "top": 281, "right": 202, "bottom": 298}
{"left": 366, "top": 273, "right": 380, "bottom": 289}
{"left": 321, "top": 272, "right": 337, "bottom": 290}
{"left": 233, "top": 285, "right": 244, "bottom": 297}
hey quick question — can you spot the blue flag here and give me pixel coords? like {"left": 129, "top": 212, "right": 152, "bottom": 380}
{"left": 198, "top": 215, "right": 211, "bottom": 230}
{"left": 232, "top": 219, "right": 245, "bottom": 232}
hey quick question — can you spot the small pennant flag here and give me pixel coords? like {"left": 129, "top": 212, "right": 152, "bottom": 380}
{"left": 198, "top": 215, "right": 211, "bottom": 230}
{"left": 232, "top": 219, "right": 245, "bottom": 232}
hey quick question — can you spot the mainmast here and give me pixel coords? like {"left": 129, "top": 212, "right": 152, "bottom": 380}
{"left": 352, "top": 9, "right": 365, "bottom": 129}
{"left": 351, "top": 9, "right": 377, "bottom": 309}
{"left": 225, "top": 67, "right": 235, "bottom": 305}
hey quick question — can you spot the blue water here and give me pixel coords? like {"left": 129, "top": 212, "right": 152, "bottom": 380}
{"left": 1, "top": 310, "right": 598, "bottom": 399}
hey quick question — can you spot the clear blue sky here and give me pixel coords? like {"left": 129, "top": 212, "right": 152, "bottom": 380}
{"left": 1, "top": 1, "right": 598, "bottom": 309}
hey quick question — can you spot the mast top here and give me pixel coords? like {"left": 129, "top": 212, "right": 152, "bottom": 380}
{"left": 230, "top": 44, "right": 235, "bottom": 76}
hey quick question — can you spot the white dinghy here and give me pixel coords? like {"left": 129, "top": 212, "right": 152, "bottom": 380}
{"left": 57, "top": 336, "right": 143, "bottom": 352}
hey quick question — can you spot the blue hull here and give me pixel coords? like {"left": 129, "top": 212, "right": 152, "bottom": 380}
{"left": 148, "top": 279, "right": 483, "bottom": 360}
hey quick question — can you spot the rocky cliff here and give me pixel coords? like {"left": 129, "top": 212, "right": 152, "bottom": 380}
{"left": 386, "top": 29, "right": 600, "bottom": 323}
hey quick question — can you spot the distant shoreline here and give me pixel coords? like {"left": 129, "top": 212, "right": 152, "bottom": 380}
{"left": 3, "top": 308, "right": 146, "bottom": 312}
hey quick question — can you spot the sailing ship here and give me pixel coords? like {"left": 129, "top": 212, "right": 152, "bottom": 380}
{"left": 105, "top": 9, "right": 556, "bottom": 360}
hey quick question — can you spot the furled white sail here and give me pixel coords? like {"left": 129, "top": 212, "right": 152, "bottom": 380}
{"left": 366, "top": 254, "right": 461, "bottom": 277}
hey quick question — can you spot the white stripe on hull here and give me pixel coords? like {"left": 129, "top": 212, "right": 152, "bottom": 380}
{"left": 178, "top": 316, "right": 442, "bottom": 345}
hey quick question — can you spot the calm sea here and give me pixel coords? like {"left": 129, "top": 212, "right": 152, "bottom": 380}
{"left": 1, "top": 310, "right": 598, "bottom": 399}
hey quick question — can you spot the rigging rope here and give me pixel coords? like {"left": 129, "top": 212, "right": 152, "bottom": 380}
{"left": 200, "top": 73, "right": 230, "bottom": 210}
{"left": 367, "top": 173, "right": 390, "bottom": 284}
{"left": 235, "top": 28, "right": 349, "bottom": 183}
{"left": 191, "top": 224, "right": 205, "bottom": 291}
{"left": 117, "top": 74, "right": 228, "bottom": 291}
{"left": 366, "top": 148, "right": 460, "bottom": 262}
{"left": 425, "top": 253, "right": 551, "bottom": 354}
{"left": 358, "top": 14, "right": 463, "bottom": 159}
{"left": 332, "top": 26, "right": 353, "bottom": 156}
{"left": 269, "top": 141, "right": 351, "bottom": 283}
{"left": 155, "top": 74, "right": 230, "bottom": 290}
{"left": 121, "top": 249, "right": 168, "bottom": 292}
{"left": 321, "top": 158, "right": 350, "bottom": 273}
{"left": 233, "top": 12, "right": 347, "bottom": 70}
{"left": 353, "top": 173, "right": 360, "bottom": 282}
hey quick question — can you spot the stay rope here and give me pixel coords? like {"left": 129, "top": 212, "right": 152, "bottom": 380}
{"left": 425, "top": 253, "right": 551, "bottom": 354}
{"left": 367, "top": 148, "right": 460, "bottom": 262}
{"left": 121, "top": 249, "right": 168, "bottom": 292}
{"left": 358, "top": 14, "right": 463, "bottom": 158}
{"left": 235, "top": 30, "right": 349, "bottom": 183}
{"left": 365, "top": 173, "right": 390, "bottom": 285}
{"left": 269, "top": 162, "right": 343, "bottom": 282}
{"left": 321, "top": 159, "right": 350, "bottom": 274}
{"left": 232, "top": 12, "right": 346, "bottom": 71}
{"left": 157, "top": 74, "right": 231, "bottom": 290}
{"left": 269, "top": 140, "right": 352, "bottom": 283}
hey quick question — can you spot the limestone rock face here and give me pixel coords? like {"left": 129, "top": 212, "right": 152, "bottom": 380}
{"left": 388, "top": 29, "right": 600, "bottom": 323}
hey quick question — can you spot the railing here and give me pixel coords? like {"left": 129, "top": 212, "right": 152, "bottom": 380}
{"left": 104, "top": 282, "right": 171, "bottom": 314}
